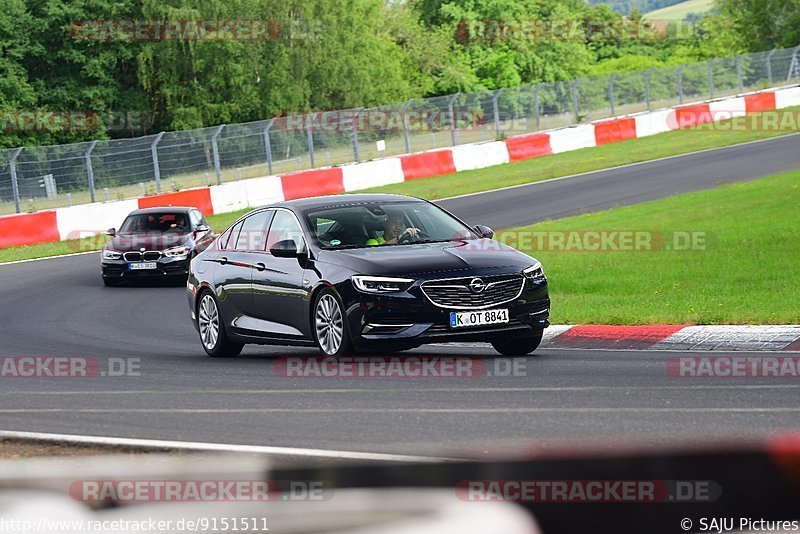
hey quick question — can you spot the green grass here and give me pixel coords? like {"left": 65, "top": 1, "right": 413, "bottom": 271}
{"left": 646, "top": 0, "right": 714, "bottom": 21}
{"left": 0, "top": 107, "right": 797, "bottom": 265}
{"left": 506, "top": 169, "right": 800, "bottom": 324}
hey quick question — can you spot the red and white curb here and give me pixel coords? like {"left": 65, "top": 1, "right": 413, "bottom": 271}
{"left": 542, "top": 324, "right": 800, "bottom": 351}
{"left": 2, "top": 84, "right": 799, "bottom": 250}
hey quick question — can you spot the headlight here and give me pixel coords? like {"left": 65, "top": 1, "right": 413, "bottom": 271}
{"left": 164, "top": 245, "right": 191, "bottom": 258}
{"left": 523, "top": 261, "right": 545, "bottom": 279}
{"left": 102, "top": 249, "right": 122, "bottom": 260}
{"left": 352, "top": 275, "right": 414, "bottom": 293}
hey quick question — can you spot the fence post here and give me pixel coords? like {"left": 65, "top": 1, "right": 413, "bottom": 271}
{"left": 571, "top": 80, "right": 581, "bottom": 123}
{"left": 534, "top": 82, "right": 545, "bottom": 130}
{"left": 211, "top": 124, "right": 225, "bottom": 185}
{"left": 708, "top": 58, "right": 715, "bottom": 99}
{"left": 9, "top": 147, "right": 23, "bottom": 214}
{"left": 609, "top": 73, "right": 618, "bottom": 116}
{"left": 150, "top": 132, "right": 165, "bottom": 193}
{"left": 766, "top": 49, "right": 777, "bottom": 83}
{"left": 676, "top": 63, "right": 686, "bottom": 104}
{"left": 401, "top": 99, "right": 414, "bottom": 153}
{"left": 448, "top": 93, "right": 460, "bottom": 146}
{"left": 736, "top": 54, "right": 745, "bottom": 92}
{"left": 352, "top": 107, "right": 364, "bottom": 162}
{"left": 263, "top": 119, "right": 275, "bottom": 175}
{"left": 644, "top": 67, "right": 655, "bottom": 111}
{"left": 789, "top": 45, "right": 800, "bottom": 80}
{"left": 305, "top": 114, "right": 316, "bottom": 168}
{"left": 85, "top": 140, "right": 97, "bottom": 203}
{"left": 492, "top": 88, "right": 505, "bottom": 138}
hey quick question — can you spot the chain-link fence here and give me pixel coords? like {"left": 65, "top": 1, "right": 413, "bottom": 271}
{"left": 2, "top": 46, "right": 799, "bottom": 215}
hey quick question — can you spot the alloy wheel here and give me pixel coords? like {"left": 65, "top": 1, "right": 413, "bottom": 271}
{"left": 315, "top": 294, "right": 344, "bottom": 355}
{"left": 198, "top": 294, "right": 220, "bottom": 350}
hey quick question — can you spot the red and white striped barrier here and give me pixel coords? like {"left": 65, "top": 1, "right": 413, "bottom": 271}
{"left": 541, "top": 324, "right": 800, "bottom": 352}
{"left": 1, "top": 84, "right": 798, "bottom": 250}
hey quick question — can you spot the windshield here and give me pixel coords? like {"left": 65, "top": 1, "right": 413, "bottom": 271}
{"left": 303, "top": 201, "right": 475, "bottom": 249}
{"left": 119, "top": 212, "right": 190, "bottom": 233}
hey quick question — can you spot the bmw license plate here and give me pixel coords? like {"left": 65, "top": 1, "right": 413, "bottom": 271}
{"left": 128, "top": 262, "right": 157, "bottom": 270}
{"left": 450, "top": 309, "right": 509, "bottom": 328}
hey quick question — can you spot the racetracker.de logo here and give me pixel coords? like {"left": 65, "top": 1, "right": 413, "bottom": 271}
{"left": 274, "top": 356, "right": 528, "bottom": 378}
{"left": 457, "top": 479, "right": 720, "bottom": 502}
{"left": 69, "top": 480, "right": 329, "bottom": 502}
{"left": 667, "top": 356, "right": 800, "bottom": 378}
{"left": 0, "top": 356, "right": 140, "bottom": 378}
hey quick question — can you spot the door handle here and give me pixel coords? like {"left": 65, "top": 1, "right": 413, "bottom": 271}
{"left": 254, "top": 262, "right": 266, "bottom": 272}
{"left": 219, "top": 256, "right": 228, "bottom": 265}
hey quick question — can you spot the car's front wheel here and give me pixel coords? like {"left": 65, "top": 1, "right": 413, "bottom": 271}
{"left": 313, "top": 288, "right": 354, "bottom": 356}
{"left": 198, "top": 291, "right": 244, "bottom": 358}
{"left": 491, "top": 331, "right": 544, "bottom": 356}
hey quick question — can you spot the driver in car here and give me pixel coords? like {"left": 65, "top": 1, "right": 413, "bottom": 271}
{"left": 366, "top": 213, "right": 420, "bottom": 246}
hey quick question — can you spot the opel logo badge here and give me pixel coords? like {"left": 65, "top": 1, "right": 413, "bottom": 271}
{"left": 469, "top": 278, "right": 486, "bottom": 293}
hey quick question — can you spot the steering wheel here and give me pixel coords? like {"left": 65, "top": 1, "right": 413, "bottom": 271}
{"left": 397, "top": 228, "right": 430, "bottom": 244}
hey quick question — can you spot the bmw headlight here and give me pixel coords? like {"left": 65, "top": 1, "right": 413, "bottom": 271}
{"left": 102, "top": 249, "right": 122, "bottom": 261}
{"left": 523, "top": 261, "right": 545, "bottom": 279}
{"left": 164, "top": 245, "right": 191, "bottom": 259}
{"left": 352, "top": 275, "right": 414, "bottom": 294}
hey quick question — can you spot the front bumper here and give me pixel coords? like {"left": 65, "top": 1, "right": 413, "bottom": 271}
{"left": 102, "top": 257, "right": 190, "bottom": 279}
{"left": 341, "top": 275, "right": 550, "bottom": 348}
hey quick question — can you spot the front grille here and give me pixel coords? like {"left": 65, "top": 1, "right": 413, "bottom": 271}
{"left": 123, "top": 251, "right": 162, "bottom": 262}
{"left": 421, "top": 274, "right": 524, "bottom": 309}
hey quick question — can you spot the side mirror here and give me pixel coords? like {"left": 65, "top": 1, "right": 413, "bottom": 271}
{"left": 270, "top": 239, "right": 301, "bottom": 258}
{"left": 106, "top": 228, "right": 116, "bottom": 237}
{"left": 474, "top": 225, "right": 494, "bottom": 239}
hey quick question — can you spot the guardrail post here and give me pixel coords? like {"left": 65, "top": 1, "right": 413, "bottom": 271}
{"left": 609, "top": 73, "right": 618, "bottom": 116}
{"left": 305, "top": 114, "right": 316, "bottom": 168}
{"left": 492, "top": 88, "right": 505, "bottom": 138}
{"left": 85, "top": 140, "right": 97, "bottom": 203}
{"left": 447, "top": 93, "right": 460, "bottom": 146}
{"left": 736, "top": 54, "right": 745, "bottom": 91}
{"left": 708, "top": 58, "right": 715, "bottom": 99}
{"left": 571, "top": 80, "right": 581, "bottom": 122}
{"left": 644, "top": 67, "right": 655, "bottom": 110}
{"left": 150, "top": 132, "right": 165, "bottom": 193}
{"left": 211, "top": 124, "right": 225, "bottom": 185}
{"left": 9, "top": 147, "right": 23, "bottom": 213}
{"left": 766, "top": 49, "right": 777, "bottom": 83}
{"left": 352, "top": 107, "right": 364, "bottom": 162}
{"left": 676, "top": 63, "right": 686, "bottom": 104}
{"left": 263, "top": 119, "right": 275, "bottom": 175}
{"left": 401, "top": 99, "right": 414, "bottom": 153}
{"left": 533, "top": 82, "right": 545, "bottom": 130}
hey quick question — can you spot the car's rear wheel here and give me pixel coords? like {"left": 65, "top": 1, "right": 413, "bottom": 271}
{"left": 491, "top": 331, "right": 544, "bottom": 356}
{"left": 198, "top": 291, "right": 244, "bottom": 358}
{"left": 313, "top": 289, "right": 354, "bottom": 356}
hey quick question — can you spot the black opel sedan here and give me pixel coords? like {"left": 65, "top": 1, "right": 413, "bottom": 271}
{"left": 101, "top": 207, "right": 216, "bottom": 286}
{"left": 187, "top": 194, "right": 549, "bottom": 357}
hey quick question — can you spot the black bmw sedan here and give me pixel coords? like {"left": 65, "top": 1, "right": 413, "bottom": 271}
{"left": 101, "top": 207, "right": 216, "bottom": 286}
{"left": 187, "top": 194, "right": 549, "bottom": 357}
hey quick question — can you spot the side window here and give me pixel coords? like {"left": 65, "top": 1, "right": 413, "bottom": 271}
{"left": 266, "top": 210, "right": 306, "bottom": 253}
{"left": 219, "top": 220, "right": 244, "bottom": 251}
{"left": 191, "top": 210, "right": 207, "bottom": 229}
{"left": 235, "top": 210, "right": 273, "bottom": 251}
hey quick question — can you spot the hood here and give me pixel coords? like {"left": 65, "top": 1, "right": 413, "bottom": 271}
{"left": 106, "top": 232, "right": 191, "bottom": 252}
{"left": 318, "top": 239, "right": 536, "bottom": 277}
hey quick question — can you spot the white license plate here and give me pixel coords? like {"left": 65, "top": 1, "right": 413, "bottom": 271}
{"left": 128, "top": 262, "right": 157, "bottom": 270}
{"left": 450, "top": 309, "right": 509, "bottom": 328}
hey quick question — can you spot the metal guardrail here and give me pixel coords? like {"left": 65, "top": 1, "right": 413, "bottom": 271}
{"left": 1, "top": 46, "right": 799, "bottom": 215}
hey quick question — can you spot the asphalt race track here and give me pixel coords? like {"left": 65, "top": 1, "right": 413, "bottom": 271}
{"left": 1, "top": 135, "right": 799, "bottom": 457}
